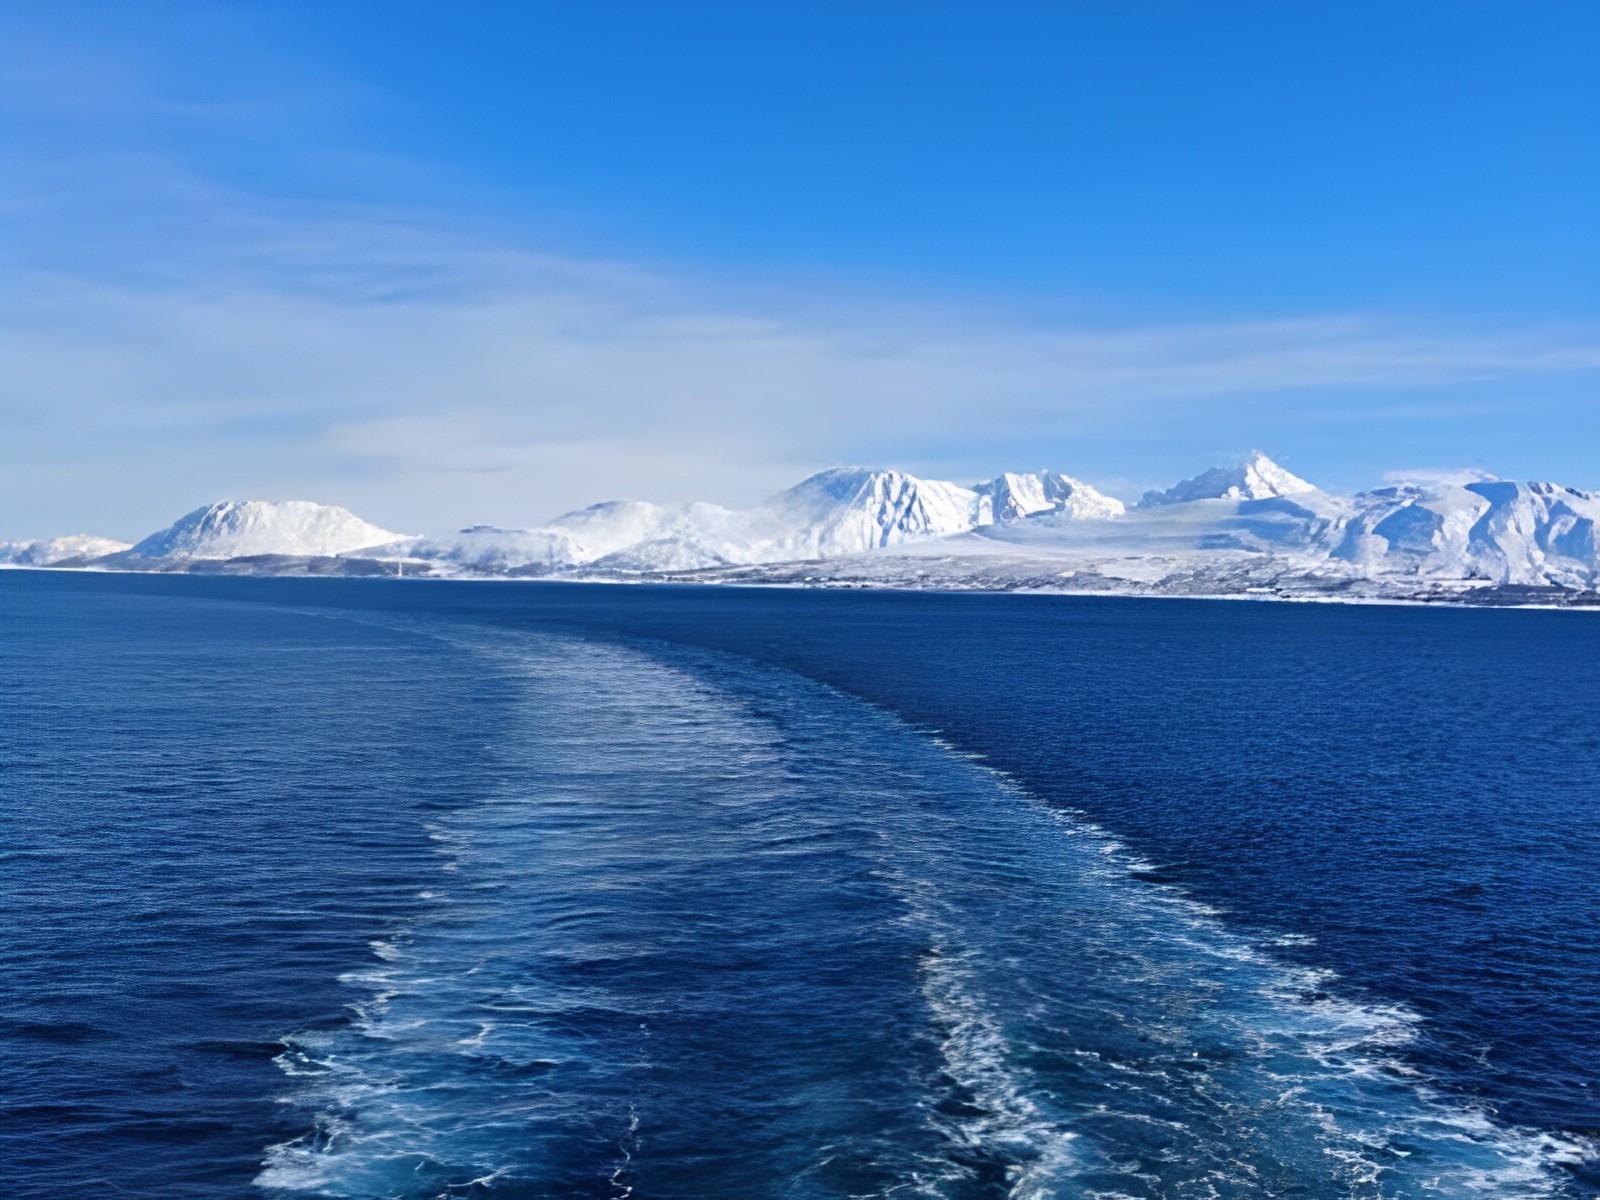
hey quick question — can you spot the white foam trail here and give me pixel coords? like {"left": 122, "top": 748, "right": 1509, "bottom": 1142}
{"left": 253, "top": 615, "right": 1592, "bottom": 1198}
{"left": 904, "top": 747, "right": 1590, "bottom": 1198}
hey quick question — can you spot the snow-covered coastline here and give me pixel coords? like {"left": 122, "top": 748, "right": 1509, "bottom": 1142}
{"left": 5, "top": 453, "right": 1597, "bottom": 608}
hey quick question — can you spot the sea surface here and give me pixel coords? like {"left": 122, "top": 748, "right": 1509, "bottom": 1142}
{"left": 2, "top": 571, "right": 1597, "bottom": 1199}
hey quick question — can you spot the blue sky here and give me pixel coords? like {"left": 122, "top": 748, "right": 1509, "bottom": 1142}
{"left": 2, "top": 0, "right": 1596, "bottom": 538}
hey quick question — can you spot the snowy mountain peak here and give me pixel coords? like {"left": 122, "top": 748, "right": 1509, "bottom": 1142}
{"left": 975, "top": 470, "right": 1126, "bottom": 523}
{"left": 127, "top": 500, "right": 402, "bottom": 561}
{"left": 777, "top": 467, "right": 941, "bottom": 508}
{"left": 1139, "top": 451, "right": 1317, "bottom": 507}
{"left": 0, "top": 533, "right": 132, "bottom": 566}
{"left": 772, "top": 468, "right": 980, "bottom": 554}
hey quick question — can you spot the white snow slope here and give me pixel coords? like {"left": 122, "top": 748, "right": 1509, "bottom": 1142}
{"left": 123, "top": 501, "right": 402, "bottom": 561}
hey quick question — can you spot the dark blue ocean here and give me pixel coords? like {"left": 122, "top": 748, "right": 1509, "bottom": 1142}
{"left": 3, "top": 572, "right": 1597, "bottom": 1199}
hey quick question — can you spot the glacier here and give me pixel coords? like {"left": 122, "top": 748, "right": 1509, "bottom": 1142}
{"left": 6, "top": 456, "right": 1597, "bottom": 606}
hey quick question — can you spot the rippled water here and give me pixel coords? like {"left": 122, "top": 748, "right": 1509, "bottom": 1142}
{"left": 3, "top": 573, "right": 1597, "bottom": 1198}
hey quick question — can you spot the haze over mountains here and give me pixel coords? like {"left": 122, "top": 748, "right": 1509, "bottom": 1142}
{"left": 4, "top": 453, "right": 1597, "bottom": 604}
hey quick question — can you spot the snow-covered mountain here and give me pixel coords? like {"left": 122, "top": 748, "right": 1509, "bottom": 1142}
{"left": 707, "top": 470, "right": 1598, "bottom": 599}
{"left": 766, "top": 467, "right": 979, "bottom": 556}
{"left": 121, "top": 500, "right": 402, "bottom": 561}
{"left": 975, "top": 470, "right": 1126, "bottom": 523}
{"left": 0, "top": 534, "right": 131, "bottom": 566}
{"left": 1332, "top": 479, "right": 1600, "bottom": 588}
{"left": 383, "top": 467, "right": 1122, "bottom": 573}
{"left": 1139, "top": 451, "right": 1317, "bottom": 507}
{"left": 9, "top": 456, "right": 1596, "bottom": 604}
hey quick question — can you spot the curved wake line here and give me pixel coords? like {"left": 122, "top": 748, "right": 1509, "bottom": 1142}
{"left": 907, "top": 730, "right": 1596, "bottom": 1198}
{"left": 252, "top": 616, "right": 1593, "bottom": 1199}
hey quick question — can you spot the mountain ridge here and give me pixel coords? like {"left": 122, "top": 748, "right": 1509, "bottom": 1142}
{"left": 7, "top": 456, "right": 1597, "bottom": 605}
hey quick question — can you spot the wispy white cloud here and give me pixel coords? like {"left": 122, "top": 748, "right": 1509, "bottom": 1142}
{"left": 1382, "top": 467, "right": 1501, "bottom": 487}
{"left": 6, "top": 171, "right": 1598, "bottom": 537}
{"left": 2, "top": 2, "right": 1597, "bottom": 538}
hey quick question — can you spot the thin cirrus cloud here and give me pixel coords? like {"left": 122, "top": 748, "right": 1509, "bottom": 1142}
{"left": 7, "top": 173, "right": 1599, "bottom": 539}
{"left": 1, "top": 5, "right": 1597, "bottom": 539}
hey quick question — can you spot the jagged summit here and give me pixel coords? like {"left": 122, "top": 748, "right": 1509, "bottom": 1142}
{"left": 771, "top": 468, "right": 979, "bottom": 554}
{"left": 126, "top": 500, "right": 402, "bottom": 561}
{"left": 1139, "top": 451, "right": 1317, "bottom": 508}
{"left": 975, "top": 470, "right": 1125, "bottom": 523}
